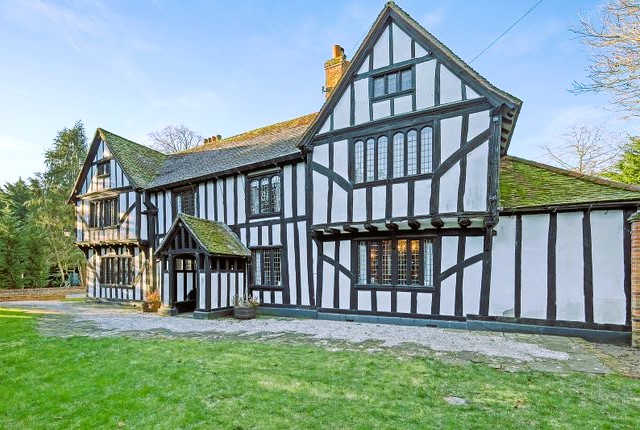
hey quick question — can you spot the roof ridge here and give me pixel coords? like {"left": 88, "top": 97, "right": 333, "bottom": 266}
{"left": 505, "top": 155, "right": 640, "bottom": 192}
{"left": 98, "top": 128, "right": 167, "bottom": 158}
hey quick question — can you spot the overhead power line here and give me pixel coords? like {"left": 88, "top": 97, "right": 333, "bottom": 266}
{"left": 469, "top": 0, "right": 545, "bottom": 64}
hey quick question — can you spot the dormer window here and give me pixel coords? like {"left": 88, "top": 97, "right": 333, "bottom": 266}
{"left": 97, "top": 161, "right": 109, "bottom": 178}
{"left": 372, "top": 68, "right": 414, "bottom": 98}
{"left": 173, "top": 187, "right": 197, "bottom": 216}
{"left": 248, "top": 172, "right": 281, "bottom": 217}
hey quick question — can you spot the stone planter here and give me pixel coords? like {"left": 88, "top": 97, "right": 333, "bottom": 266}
{"left": 234, "top": 306, "right": 257, "bottom": 320}
{"left": 142, "top": 301, "right": 160, "bottom": 313}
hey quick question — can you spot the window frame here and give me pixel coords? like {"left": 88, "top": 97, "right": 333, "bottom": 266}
{"left": 247, "top": 170, "right": 283, "bottom": 219}
{"left": 371, "top": 67, "right": 415, "bottom": 101}
{"left": 99, "top": 254, "right": 135, "bottom": 288}
{"left": 355, "top": 236, "right": 435, "bottom": 291}
{"left": 89, "top": 197, "right": 119, "bottom": 229}
{"left": 250, "top": 246, "right": 283, "bottom": 289}
{"left": 96, "top": 160, "right": 110, "bottom": 178}
{"left": 351, "top": 123, "right": 435, "bottom": 187}
{"left": 172, "top": 186, "right": 198, "bottom": 217}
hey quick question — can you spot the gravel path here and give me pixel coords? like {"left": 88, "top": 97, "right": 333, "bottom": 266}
{"left": 4, "top": 300, "right": 637, "bottom": 375}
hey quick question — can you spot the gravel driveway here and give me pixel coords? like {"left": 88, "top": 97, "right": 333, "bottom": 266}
{"left": 2, "top": 300, "right": 638, "bottom": 376}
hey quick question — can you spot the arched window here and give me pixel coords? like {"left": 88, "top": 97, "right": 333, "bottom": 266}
{"left": 421, "top": 127, "right": 433, "bottom": 173}
{"left": 393, "top": 132, "right": 405, "bottom": 178}
{"left": 249, "top": 173, "right": 282, "bottom": 216}
{"left": 366, "top": 138, "right": 375, "bottom": 182}
{"left": 377, "top": 136, "right": 388, "bottom": 180}
{"left": 270, "top": 175, "right": 281, "bottom": 212}
{"left": 407, "top": 130, "right": 417, "bottom": 175}
{"left": 260, "top": 177, "right": 270, "bottom": 213}
{"left": 250, "top": 180, "right": 260, "bottom": 215}
{"left": 354, "top": 140, "right": 364, "bottom": 183}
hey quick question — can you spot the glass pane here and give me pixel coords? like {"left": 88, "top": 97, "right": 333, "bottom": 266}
{"left": 366, "top": 138, "right": 375, "bottom": 182}
{"left": 393, "top": 133, "right": 404, "bottom": 178}
{"left": 253, "top": 250, "right": 262, "bottom": 285}
{"left": 407, "top": 130, "right": 417, "bottom": 175}
{"left": 424, "top": 240, "right": 433, "bottom": 286}
{"left": 401, "top": 70, "right": 413, "bottom": 90}
{"left": 397, "top": 240, "right": 407, "bottom": 285}
{"left": 271, "top": 176, "right": 281, "bottom": 212}
{"left": 358, "top": 242, "right": 367, "bottom": 284}
{"left": 354, "top": 141, "right": 364, "bottom": 183}
{"left": 421, "top": 127, "right": 433, "bottom": 173}
{"left": 387, "top": 73, "right": 397, "bottom": 93}
{"left": 410, "top": 240, "right": 420, "bottom": 284}
{"left": 273, "top": 248, "right": 282, "bottom": 285}
{"left": 250, "top": 180, "right": 260, "bottom": 214}
{"left": 263, "top": 249, "right": 271, "bottom": 285}
{"left": 369, "top": 242, "right": 379, "bottom": 284}
{"left": 260, "top": 177, "right": 270, "bottom": 213}
{"left": 373, "top": 77, "right": 385, "bottom": 97}
{"left": 377, "top": 136, "right": 388, "bottom": 180}
{"left": 382, "top": 240, "right": 392, "bottom": 284}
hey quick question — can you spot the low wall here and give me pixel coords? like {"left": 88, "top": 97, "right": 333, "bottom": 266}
{"left": 0, "top": 287, "right": 85, "bottom": 302}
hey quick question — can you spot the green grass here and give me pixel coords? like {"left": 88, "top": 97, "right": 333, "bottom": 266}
{"left": 0, "top": 309, "right": 638, "bottom": 429}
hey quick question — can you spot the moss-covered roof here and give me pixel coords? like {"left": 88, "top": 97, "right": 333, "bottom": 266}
{"left": 98, "top": 128, "right": 168, "bottom": 188}
{"left": 500, "top": 156, "right": 640, "bottom": 210}
{"left": 179, "top": 214, "right": 250, "bottom": 257}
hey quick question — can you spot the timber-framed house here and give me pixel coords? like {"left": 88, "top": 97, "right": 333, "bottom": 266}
{"left": 69, "top": 2, "right": 640, "bottom": 343}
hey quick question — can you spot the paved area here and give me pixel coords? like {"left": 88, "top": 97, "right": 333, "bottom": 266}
{"left": 2, "top": 300, "right": 639, "bottom": 377}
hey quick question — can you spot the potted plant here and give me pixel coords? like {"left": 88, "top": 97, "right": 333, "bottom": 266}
{"left": 233, "top": 294, "right": 260, "bottom": 320}
{"left": 142, "top": 290, "right": 161, "bottom": 313}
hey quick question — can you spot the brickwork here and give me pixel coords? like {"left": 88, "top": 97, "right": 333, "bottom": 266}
{"left": 0, "top": 286, "right": 85, "bottom": 302}
{"left": 631, "top": 216, "right": 640, "bottom": 347}
{"left": 324, "top": 45, "right": 350, "bottom": 99}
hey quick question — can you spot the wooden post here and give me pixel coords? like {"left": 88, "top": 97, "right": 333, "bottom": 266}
{"left": 630, "top": 212, "right": 640, "bottom": 347}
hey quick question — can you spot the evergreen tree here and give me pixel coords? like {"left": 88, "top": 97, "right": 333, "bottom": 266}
{"left": 0, "top": 200, "right": 26, "bottom": 289}
{"left": 604, "top": 136, "right": 640, "bottom": 185}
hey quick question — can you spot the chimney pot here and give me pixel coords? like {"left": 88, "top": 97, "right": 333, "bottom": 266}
{"left": 332, "top": 44, "right": 344, "bottom": 59}
{"left": 324, "top": 44, "right": 350, "bottom": 100}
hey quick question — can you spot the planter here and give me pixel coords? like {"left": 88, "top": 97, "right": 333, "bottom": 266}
{"left": 234, "top": 306, "right": 257, "bottom": 320}
{"left": 142, "top": 301, "right": 160, "bottom": 313}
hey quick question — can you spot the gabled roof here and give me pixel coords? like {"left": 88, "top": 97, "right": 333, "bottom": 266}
{"left": 146, "top": 114, "right": 316, "bottom": 190}
{"left": 299, "top": 1, "right": 522, "bottom": 152}
{"left": 156, "top": 213, "right": 250, "bottom": 257}
{"left": 499, "top": 156, "right": 640, "bottom": 210}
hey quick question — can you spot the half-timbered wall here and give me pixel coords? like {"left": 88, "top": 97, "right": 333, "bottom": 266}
{"left": 490, "top": 209, "right": 632, "bottom": 328}
{"left": 151, "top": 161, "right": 312, "bottom": 308}
{"left": 78, "top": 140, "right": 131, "bottom": 195}
{"left": 85, "top": 245, "right": 148, "bottom": 301}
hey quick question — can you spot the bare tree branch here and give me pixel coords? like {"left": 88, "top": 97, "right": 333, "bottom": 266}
{"left": 148, "top": 125, "right": 203, "bottom": 153}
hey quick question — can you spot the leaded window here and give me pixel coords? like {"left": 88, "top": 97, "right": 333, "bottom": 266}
{"left": 372, "top": 68, "right": 414, "bottom": 98}
{"left": 249, "top": 173, "right": 281, "bottom": 216}
{"left": 89, "top": 198, "right": 118, "bottom": 228}
{"left": 251, "top": 248, "right": 282, "bottom": 287}
{"left": 393, "top": 133, "right": 404, "bottom": 178}
{"left": 357, "top": 238, "right": 433, "bottom": 287}
{"left": 174, "top": 188, "right": 196, "bottom": 216}
{"left": 421, "top": 127, "right": 433, "bottom": 173}
{"left": 100, "top": 255, "right": 134, "bottom": 286}
{"left": 407, "top": 130, "right": 417, "bottom": 176}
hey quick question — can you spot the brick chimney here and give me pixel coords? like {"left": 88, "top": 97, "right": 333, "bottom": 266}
{"left": 324, "top": 45, "right": 350, "bottom": 99}
{"left": 630, "top": 211, "right": 640, "bottom": 347}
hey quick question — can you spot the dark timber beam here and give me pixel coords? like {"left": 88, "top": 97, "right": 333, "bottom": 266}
{"left": 385, "top": 221, "right": 398, "bottom": 231}
{"left": 324, "top": 227, "right": 341, "bottom": 235}
{"left": 431, "top": 217, "right": 444, "bottom": 228}
{"left": 343, "top": 225, "right": 359, "bottom": 233}
{"left": 364, "top": 223, "right": 378, "bottom": 232}
{"left": 408, "top": 218, "right": 421, "bottom": 230}
{"left": 458, "top": 217, "right": 472, "bottom": 228}
{"left": 310, "top": 230, "right": 324, "bottom": 239}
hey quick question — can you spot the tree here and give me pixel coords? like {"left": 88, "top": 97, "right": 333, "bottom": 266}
{"left": 604, "top": 136, "right": 640, "bottom": 184}
{"left": 572, "top": 0, "right": 640, "bottom": 116}
{"left": 148, "top": 125, "right": 203, "bottom": 153}
{"left": 542, "top": 124, "right": 621, "bottom": 175}
{"left": 0, "top": 199, "right": 27, "bottom": 289}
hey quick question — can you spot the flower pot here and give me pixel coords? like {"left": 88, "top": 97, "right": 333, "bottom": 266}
{"left": 142, "top": 301, "right": 160, "bottom": 313}
{"left": 234, "top": 306, "right": 257, "bottom": 320}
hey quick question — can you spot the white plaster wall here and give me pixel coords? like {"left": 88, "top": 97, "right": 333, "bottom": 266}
{"left": 392, "top": 23, "right": 411, "bottom": 63}
{"left": 466, "top": 85, "right": 480, "bottom": 99}
{"left": 354, "top": 79, "right": 370, "bottom": 125}
{"left": 416, "top": 60, "right": 436, "bottom": 109}
{"left": 333, "top": 140, "right": 349, "bottom": 179}
{"left": 358, "top": 290, "right": 371, "bottom": 311}
{"left": 392, "top": 182, "right": 408, "bottom": 218}
{"left": 211, "top": 273, "right": 219, "bottom": 309}
{"left": 236, "top": 176, "right": 246, "bottom": 224}
{"left": 319, "top": 118, "right": 330, "bottom": 134}
{"left": 296, "top": 163, "right": 306, "bottom": 216}
{"left": 372, "top": 186, "right": 386, "bottom": 220}
{"left": 394, "top": 95, "right": 412, "bottom": 115}
{"left": 352, "top": 188, "right": 367, "bottom": 222}
{"left": 314, "top": 144, "right": 329, "bottom": 167}
{"left": 297, "top": 221, "right": 310, "bottom": 306}
{"left": 555, "top": 212, "right": 585, "bottom": 322}
{"left": 377, "top": 291, "right": 391, "bottom": 312}
{"left": 441, "top": 236, "right": 459, "bottom": 273}
{"left": 338, "top": 272, "right": 351, "bottom": 310}
{"left": 491, "top": 216, "right": 517, "bottom": 317}
{"left": 439, "top": 276, "right": 456, "bottom": 316}
{"left": 206, "top": 181, "right": 215, "bottom": 220}
{"left": 438, "top": 164, "right": 459, "bottom": 213}
{"left": 331, "top": 186, "right": 348, "bottom": 223}
{"left": 198, "top": 183, "right": 206, "bottom": 218}
{"left": 199, "top": 273, "right": 206, "bottom": 309}
{"left": 590, "top": 210, "right": 626, "bottom": 325}
{"left": 312, "top": 172, "right": 328, "bottom": 225}
{"left": 415, "top": 43, "right": 428, "bottom": 57}
{"left": 439, "top": 65, "right": 462, "bottom": 105}
{"left": 416, "top": 292, "right": 432, "bottom": 314}
{"left": 462, "top": 260, "right": 482, "bottom": 316}
{"left": 333, "top": 90, "right": 351, "bottom": 130}
{"left": 440, "top": 116, "right": 462, "bottom": 162}
{"left": 357, "top": 56, "right": 369, "bottom": 74}
{"left": 397, "top": 291, "right": 411, "bottom": 314}
{"left": 413, "top": 179, "right": 431, "bottom": 216}
{"left": 520, "top": 214, "right": 549, "bottom": 319}
{"left": 372, "top": 25, "right": 390, "bottom": 69}
{"left": 467, "top": 110, "right": 490, "bottom": 141}
{"left": 372, "top": 100, "right": 391, "bottom": 120}
{"left": 286, "top": 223, "right": 297, "bottom": 306}
{"left": 283, "top": 165, "right": 293, "bottom": 218}
{"left": 463, "top": 141, "right": 488, "bottom": 212}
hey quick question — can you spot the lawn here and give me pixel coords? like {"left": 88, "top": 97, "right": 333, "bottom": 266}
{"left": 0, "top": 308, "right": 638, "bottom": 429}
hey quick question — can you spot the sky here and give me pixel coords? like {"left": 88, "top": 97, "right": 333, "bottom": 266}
{"left": 1, "top": 0, "right": 638, "bottom": 185}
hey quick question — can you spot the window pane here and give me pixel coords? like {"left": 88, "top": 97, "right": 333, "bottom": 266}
{"left": 271, "top": 176, "right": 281, "bottom": 212}
{"left": 393, "top": 133, "right": 404, "bottom": 178}
{"left": 410, "top": 240, "right": 420, "bottom": 284}
{"left": 263, "top": 249, "right": 271, "bottom": 285}
{"left": 401, "top": 70, "right": 413, "bottom": 90}
{"left": 387, "top": 73, "right": 397, "bottom": 93}
{"left": 407, "top": 130, "right": 417, "bottom": 175}
{"left": 369, "top": 242, "right": 379, "bottom": 284}
{"left": 253, "top": 250, "right": 262, "bottom": 285}
{"left": 354, "top": 141, "right": 364, "bottom": 183}
{"left": 382, "top": 240, "right": 392, "bottom": 284}
{"left": 421, "top": 127, "right": 433, "bottom": 173}
{"left": 260, "top": 177, "right": 270, "bottom": 213}
{"left": 373, "top": 77, "right": 385, "bottom": 97}
{"left": 366, "top": 138, "right": 375, "bottom": 182}
{"left": 274, "top": 249, "right": 282, "bottom": 285}
{"left": 358, "top": 242, "right": 367, "bottom": 284}
{"left": 424, "top": 239, "right": 434, "bottom": 286}
{"left": 377, "top": 136, "right": 388, "bottom": 180}
{"left": 397, "top": 240, "right": 407, "bottom": 285}
{"left": 250, "top": 180, "right": 260, "bottom": 214}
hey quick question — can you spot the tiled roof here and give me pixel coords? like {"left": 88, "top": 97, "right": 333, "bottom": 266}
{"left": 178, "top": 214, "right": 250, "bottom": 257}
{"left": 146, "top": 113, "right": 316, "bottom": 189}
{"left": 499, "top": 156, "right": 640, "bottom": 210}
{"left": 98, "top": 128, "right": 168, "bottom": 188}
